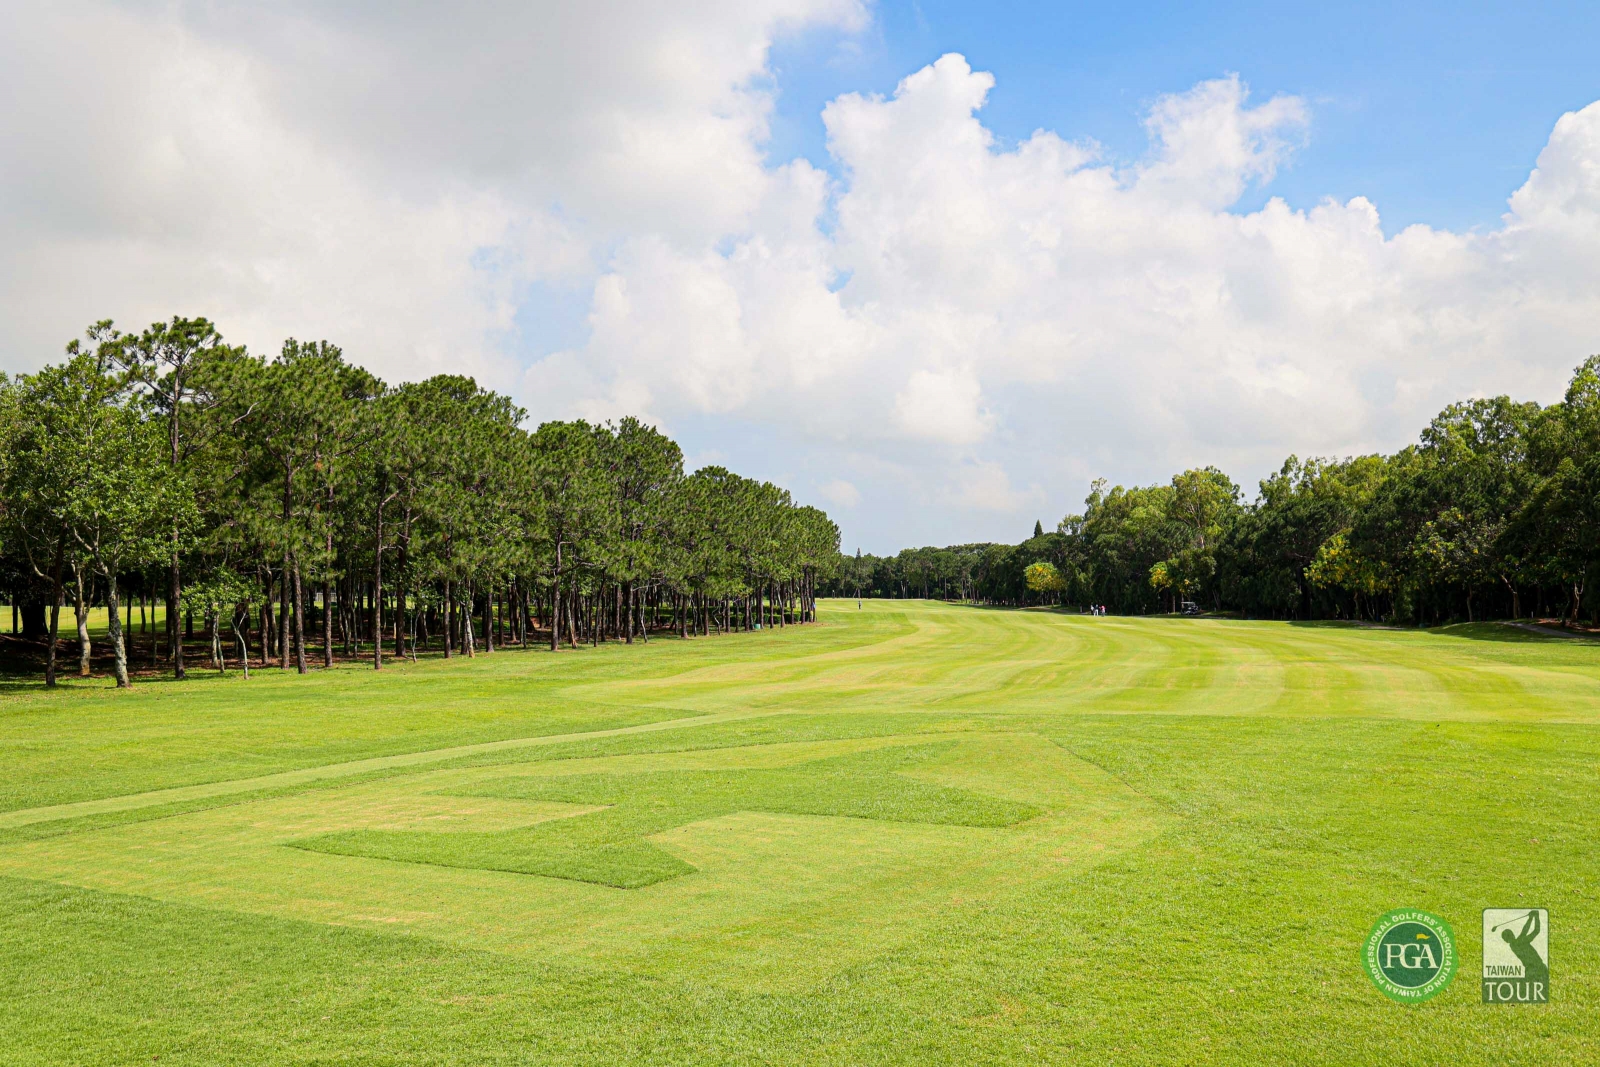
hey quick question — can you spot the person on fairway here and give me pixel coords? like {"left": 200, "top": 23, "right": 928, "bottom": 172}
{"left": 1502, "top": 912, "right": 1548, "bottom": 984}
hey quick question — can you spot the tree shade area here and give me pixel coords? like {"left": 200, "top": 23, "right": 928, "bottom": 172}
{"left": 0, "top": 318, "right": 840, "bottom": 688}
{"left": 826, "top": 356, "right": 1600, "bottom": 626}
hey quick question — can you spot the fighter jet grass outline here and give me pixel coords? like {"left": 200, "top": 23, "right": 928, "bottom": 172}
{"left": 290, "top": 743, "right": 1040, "bottom": 888}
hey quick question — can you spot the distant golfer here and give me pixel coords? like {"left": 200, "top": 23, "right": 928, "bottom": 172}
{"left": 1502, "top": 912, "right": 1548, "bottom": 984}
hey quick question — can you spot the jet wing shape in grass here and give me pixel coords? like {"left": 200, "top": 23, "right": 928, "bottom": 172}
{"left": 291, "top": 743, "right": 1039, "bottom": 888}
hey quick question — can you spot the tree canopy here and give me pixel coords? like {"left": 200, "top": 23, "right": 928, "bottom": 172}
{"left": 0, "top": 319, "right": 840, "bottom": 686}
{"left": 823, "top": 356, "right": 1600, "bottom": 628}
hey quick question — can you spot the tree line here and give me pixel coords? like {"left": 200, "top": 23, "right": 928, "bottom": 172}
{"left": 825, "top": 357, "right": 1600, "bottom": 627}
{"left": 1, "top": 318, "right": 840, "bottom": 687}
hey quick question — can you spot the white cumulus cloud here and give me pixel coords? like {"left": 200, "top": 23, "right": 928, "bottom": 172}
{"left": 4, "top": 7, "right": 1600, "bottom": 550}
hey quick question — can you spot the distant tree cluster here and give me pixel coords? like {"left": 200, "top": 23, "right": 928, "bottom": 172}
{"left": 1, "top": 319, "right": 839, "bottom": 687}
{"left": 825, "top": 357, "right": 1600, "bottom": 627}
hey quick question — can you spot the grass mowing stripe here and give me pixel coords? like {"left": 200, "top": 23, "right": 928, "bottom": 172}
{"left": 2, "top": 600, "right": 1598, "bottom": 1065}
{"left": 0, "top": 709, "right": 768, "bottom": 830}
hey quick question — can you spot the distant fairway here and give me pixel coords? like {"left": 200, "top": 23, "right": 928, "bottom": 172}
{"left": 1, "top": 601, "right": 1597, "bottom": 1064}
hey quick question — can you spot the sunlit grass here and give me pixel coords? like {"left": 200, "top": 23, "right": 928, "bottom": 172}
{"left": 1, "top": 600, "right": 1596, "bottom": 1064}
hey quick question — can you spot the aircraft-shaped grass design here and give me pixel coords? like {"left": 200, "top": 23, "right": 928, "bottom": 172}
{"left": 292, "top": 743, "right": 1038, "bottom": 888}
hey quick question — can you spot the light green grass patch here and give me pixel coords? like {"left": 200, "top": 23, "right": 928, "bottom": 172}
{"left": 0, "top": 730, "right": 1160, "bottom": 992}
{"left": 292, "top": 741, "right": 1041, "bottom": 887}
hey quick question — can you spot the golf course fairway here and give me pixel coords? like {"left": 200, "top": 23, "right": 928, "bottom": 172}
{"left": 1, "top": 599, "right": 1595, "bottom": 1064}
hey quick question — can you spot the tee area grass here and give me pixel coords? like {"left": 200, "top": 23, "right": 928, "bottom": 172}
{"left": 0, "top": 600, "right": 1597, "bottom": 1065}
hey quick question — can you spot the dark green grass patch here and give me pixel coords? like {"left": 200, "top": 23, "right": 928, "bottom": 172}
{"left": 293, "top": 743, "right": 1039, "bottom": 887}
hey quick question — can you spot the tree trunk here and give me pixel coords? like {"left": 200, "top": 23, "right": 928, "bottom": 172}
{"left": 150, "top": 588, "right": 162, "bottom": 669}
{"left": 342, "top": 576, "right": 353, "bottom": 656}
{"left": 324, "top": 487, "right": 336, "bottom": 667}
{"left": 206, "top": 607, "right": 219, "bottom": 670}
{"left": 292, "top": 560, "right": 307, "bottom": 674}
{"left": 170, "top": 531, "right": 184, "bottom": 679}
{"left": 1501, "top": 575, "right": 1521, "bottom": 620}
{"left": 106, "top": 573, "right": 129, "bottom": 688}
{"left": 261, "top": 587, "right": 273, "bottom": 663}
{"left": 396, "top": 582, "right": 407, "bottom": 662}
{"left": 551, "top": 546, "right": 562, "bottom": 652}
{"left": 234, "top": 610, "right": 251, "bottom": 680}
{"left": 75, "top": 566, "right": 91, "bottom": 676}
{"left": 321, "top": 577, "right": 332, "bottom": 667}
{"left": 279, "top": 560, "right": 291, "bottom": 671}
{"left": 484, "top": 587, "right": 494, "bottom": 653}
{"left": 45, "top": 538, "right": 65, "bottom": 688}
{"left": 520, "top": 585, "right": 529, "bottom": 649}
{"left": 373, "top": 502, "right": 384, "bottom": 671}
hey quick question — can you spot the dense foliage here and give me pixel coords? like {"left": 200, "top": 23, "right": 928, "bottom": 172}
{"left": 825, "top": 357, "right": 1600, "bottom": 627}
{"left": 1, "top": 319, "right": 839, "bottom": 686}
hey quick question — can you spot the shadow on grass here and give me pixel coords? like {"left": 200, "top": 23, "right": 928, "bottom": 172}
{"left": 1285, "top": 619, "right": 1370, "bottom": 630}
{"left": 1439, "top": 622, "right": 1600, "bottom": 644}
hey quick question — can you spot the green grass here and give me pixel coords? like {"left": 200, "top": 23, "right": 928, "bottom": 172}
{"left": 1, "top": 601, "right": 1597, "bottom": 1064}
{"left": 293, "top": 742, "right": 1040, "bottom": 887}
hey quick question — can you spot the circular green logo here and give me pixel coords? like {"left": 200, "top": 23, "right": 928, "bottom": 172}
{"left": 1363, "top": 909, "right": 1458, "bottom": 1002}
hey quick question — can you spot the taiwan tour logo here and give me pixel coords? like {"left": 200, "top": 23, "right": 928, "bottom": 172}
{"left": 1362, "top": 909, "right": 1458, "bottom": 1002}
{"left": 1483, "top": 909, "right": 1548, "bottom": 1003}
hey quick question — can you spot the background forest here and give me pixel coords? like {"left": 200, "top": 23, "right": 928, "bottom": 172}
{"left": 825, "top": 356, "right": 1600, "bottom": 628}
{"left": 5, "top": 319, "right": 1600, "bottom": 693}
{"left": 1, "top": 319, "right": 840, "bottom": 687}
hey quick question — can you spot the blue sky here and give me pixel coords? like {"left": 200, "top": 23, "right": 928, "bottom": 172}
{"left": 768, "top": 1, "right": 1600, "bottom": 235}
{"left": 754, "top": 1, "right": 1600, "bottom": 547}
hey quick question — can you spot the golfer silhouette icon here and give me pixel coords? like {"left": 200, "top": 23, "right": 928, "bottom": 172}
{"left": 1501, "top": 912, "right": 1548, "bottom": 984}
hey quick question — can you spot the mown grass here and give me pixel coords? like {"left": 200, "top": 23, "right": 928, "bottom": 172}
{"left": 294, "top": 742, "right": 1039, "bottom": 887}
{"left": 0, "top": 601, "right": 1597, "bottom": 1064}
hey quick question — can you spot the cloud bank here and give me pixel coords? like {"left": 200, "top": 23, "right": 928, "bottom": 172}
{"left": 3, "top": 3, "right": 1599, "bottom": 548}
